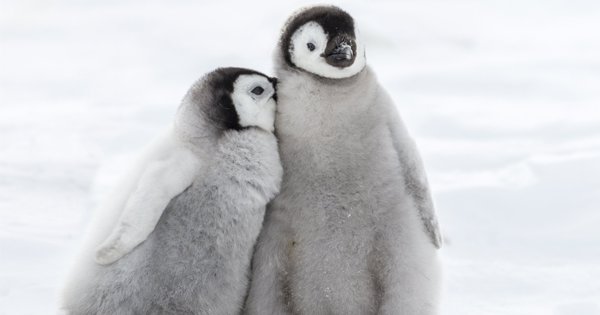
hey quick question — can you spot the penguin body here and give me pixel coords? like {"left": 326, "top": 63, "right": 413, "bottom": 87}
{"left": 62, "top": 68, "right": 282, "bottom": 315}
{"left": 245, "top": 7, "right": 441, "bottom": 315}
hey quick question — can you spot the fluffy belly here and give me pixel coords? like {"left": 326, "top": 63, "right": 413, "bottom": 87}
{"left": 285, "top": 231, "right": 379, "bottom": 315}
{"left": 273, "top": 134, "right": 408, "bottom": 313}
{"left": 272, "top": 183, "right": 387, "bottom": 314}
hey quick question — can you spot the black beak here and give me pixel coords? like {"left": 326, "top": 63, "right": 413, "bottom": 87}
{"left": 329, "top": 44, "right": 353, "bottom": 61}
{"left": 323, "top": 35, "right": 356, "bottom": 68}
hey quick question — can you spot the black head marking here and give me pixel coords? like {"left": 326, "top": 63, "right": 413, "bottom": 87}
{"left": 268, "top": 76, "right": 278, "bottom": 102}
{"left": 202, "top": 67, "right": 274, "bottom": 131}
{"left": 280, "top": 6, "right": 355, "bottom": 68}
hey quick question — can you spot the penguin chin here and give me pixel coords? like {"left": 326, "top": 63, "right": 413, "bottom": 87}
{"left": 300, "top": 57, "right": 366, "bottom": 79}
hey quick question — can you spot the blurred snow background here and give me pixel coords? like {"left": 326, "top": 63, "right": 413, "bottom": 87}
{"left": 1, "top": 0, "right": 599, "bottom": 314}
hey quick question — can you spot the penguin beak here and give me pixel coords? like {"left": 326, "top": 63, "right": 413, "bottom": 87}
{"left": 323, "top": 35, "right": 356, "bottom": 68}
{"left": 329, "top": 43, "right": 353, "bottom": 60}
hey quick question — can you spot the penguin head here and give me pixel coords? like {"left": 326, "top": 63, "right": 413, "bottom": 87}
{"left": 177, "top": 68, "right": 277, "bottom": 141}
{"left": 279, "top": 6, "right": 366, "bottom": 79}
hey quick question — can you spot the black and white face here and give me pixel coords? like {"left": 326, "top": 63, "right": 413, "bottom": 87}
{"left": 200, "top": 68, "right": 277, "bottom": 133}
{"left": 230, "top": 74, "right": 277, "bottom": 132}
{"left": 281, "top": 6, "right": 366, "bottom": 79}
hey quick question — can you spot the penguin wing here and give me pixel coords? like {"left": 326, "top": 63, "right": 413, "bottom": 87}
{"left": 387, "top": 119, "right": 442, "bottom": 249}
{"left": 94, "top": 132, "right": 202, "bottom": 265}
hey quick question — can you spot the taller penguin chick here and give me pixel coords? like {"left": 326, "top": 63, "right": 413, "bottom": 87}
{"left": 245, "top": 6, "right": 442, "bottom": 315}
{"left": 61, "top": 68, "right": 282, "bottom": 315}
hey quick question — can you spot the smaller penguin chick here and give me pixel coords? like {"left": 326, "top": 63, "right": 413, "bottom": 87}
{"left": 61, "top": 67, "right": 282, "bottom": 314}
{"left": 94, "top": 68, "right": 279, "bottom": 265}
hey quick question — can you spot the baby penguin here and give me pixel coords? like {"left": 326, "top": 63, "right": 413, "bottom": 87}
{"left": 61, "top": 68, "right": 282, "bottom": 314}
{"left": 245, "top": 6, "right": 442, "bottom": 315}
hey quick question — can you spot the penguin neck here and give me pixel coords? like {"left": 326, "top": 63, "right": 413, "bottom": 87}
{"left": 279, "top": 64, "right": 373, "bottom": 97}
{"left": 275, "top": 65, "right": 378, "bottom": 138}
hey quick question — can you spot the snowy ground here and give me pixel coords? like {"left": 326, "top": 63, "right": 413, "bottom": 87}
{"left": 1, "top": 0, "right": 599, "bottom": 314}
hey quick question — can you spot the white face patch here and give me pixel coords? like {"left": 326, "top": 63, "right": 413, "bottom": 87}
{"left": 231, "top": 74, "right": 276, "bottom": 132}
{"left": 289, "top": 22, "right": 366, "bottom": 79}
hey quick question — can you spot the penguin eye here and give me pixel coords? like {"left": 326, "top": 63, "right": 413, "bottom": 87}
{"left": 307, "top": 42, "right": 316, "bottom": 51}
{"left": 251, "top": 86, "right": 264, "bottom": 95}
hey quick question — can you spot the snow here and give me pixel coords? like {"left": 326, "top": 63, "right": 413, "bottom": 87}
{"left": 1, "top": 0, "right": 599, "bottom": 314}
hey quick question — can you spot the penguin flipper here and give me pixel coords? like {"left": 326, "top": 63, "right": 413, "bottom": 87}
{"left": 95, "top": 143, "right": 201, "bottom": 265}
{"left": 387, "top": 120, "right": 442, "bottom": 249}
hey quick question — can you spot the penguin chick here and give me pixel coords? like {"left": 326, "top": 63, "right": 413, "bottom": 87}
{"left": 61, "top": 67, "right": 282, "bottom": 315}
{"left": 245, "top": 6, "right": 441, "bottom": 315}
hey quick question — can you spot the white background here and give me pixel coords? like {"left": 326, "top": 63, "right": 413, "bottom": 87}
{"left": 1, "top": 0, "right": 599, "bottom": 314}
